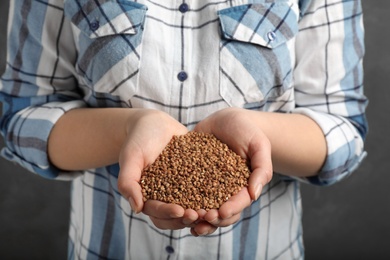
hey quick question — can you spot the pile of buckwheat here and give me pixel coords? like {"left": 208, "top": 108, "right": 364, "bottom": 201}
{"left": 140, "top": 131, "right": 251, "bottom": 210}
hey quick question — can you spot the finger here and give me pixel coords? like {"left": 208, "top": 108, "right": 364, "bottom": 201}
{"left": 212, "top": 212, "right": 242, "bottom": 228}
{"left": 202, "top": 209, "right": 220, "bottom": 225}
{"left": 143, "top": 200, "right": 185, "bottom": 219}
{"left": 217, "top": 187, "right": 252, "bottom": 220}
{"left": 203, "top": 197, "right": 246, "bottom": 227}
{"left": 147, "top": 208, "right": 198, "bottom": 230}
{"left": 149, "top": 216, "right": 188, "bottom": 230}
{"left": 202, "top": 209, "right": 242, "bottom": 228}
{"left": 196, "top": 209, "right": 208, "bottom": 221}
{"left": 182, "top": 209, "right": 199, "bottom": 226}
{"left": 247, "top": 135, "right": 273, "bottom": 201}
{"left": 191, "top": 221, "right": 218, "bottom": 236}
{"left": 118, "top": 160, "right": 144, "bottom": 213}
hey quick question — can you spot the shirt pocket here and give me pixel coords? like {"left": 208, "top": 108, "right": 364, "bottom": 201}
{"left": 64, "top": 0, "right": 147, "bottom": 106}
{"left": 218, "top": 2, "right": 299, "bottom": 108}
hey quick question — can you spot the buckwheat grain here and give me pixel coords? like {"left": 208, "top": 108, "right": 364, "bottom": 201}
{"left": 140, "top": 132, "right": 251, "bottom": 210}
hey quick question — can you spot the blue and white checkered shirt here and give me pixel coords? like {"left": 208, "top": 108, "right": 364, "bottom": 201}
{"left": 0, "top": 0, "right": 367, "bottom": 259}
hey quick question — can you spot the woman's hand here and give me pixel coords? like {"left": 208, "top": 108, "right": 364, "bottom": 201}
{"left": 192, "top": 107, "right": 273, "bottom": 233}
{"left": 117, "top": 109, "right": 199, "bottom": 229}
{"left": 117, "top": 107, "right": 273, "bottom": 234}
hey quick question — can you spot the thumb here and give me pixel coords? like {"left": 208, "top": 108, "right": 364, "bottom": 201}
{"left": 118, "top": 147, "right": 145, "bottom": 214}
{"left": 247, "top": 136, "right": 273, "bottom": 201}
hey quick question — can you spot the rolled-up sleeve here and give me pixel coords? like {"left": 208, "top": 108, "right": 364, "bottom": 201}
{"left": 293, "top": 0, "right": 368, "bottom": 185}
{"left": 0, "top": 0, "right": 85, "bottom": 180}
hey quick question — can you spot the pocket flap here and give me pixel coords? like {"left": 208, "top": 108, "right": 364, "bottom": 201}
{"left": 64, "top": 0, "right": 147, "bottom": 38}
{"left": 218, "top": 3, "right": 298, "bottom": 48}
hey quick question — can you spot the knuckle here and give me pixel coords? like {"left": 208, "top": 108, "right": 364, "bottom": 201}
{"left": 117, "top": 180, "right": 128, "bottom": 196}
{"left": 264, "top": 168, "right": 273, "bottom": 183}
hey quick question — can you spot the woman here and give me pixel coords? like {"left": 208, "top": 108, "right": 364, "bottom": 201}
{"left": 0, "top": 0, "right": 367, "bottom": 259}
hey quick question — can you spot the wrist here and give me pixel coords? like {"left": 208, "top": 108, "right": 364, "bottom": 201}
{"left": 49, "top": 108, "right": 140, "bottom": 171}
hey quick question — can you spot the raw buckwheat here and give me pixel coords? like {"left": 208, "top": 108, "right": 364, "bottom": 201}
{"left": 140, "top": 131, "right": 251, "bottom": 210}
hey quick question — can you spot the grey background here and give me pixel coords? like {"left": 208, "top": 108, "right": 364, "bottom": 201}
{"left": 0, "top": 0, "right": 389, "bottom": 259}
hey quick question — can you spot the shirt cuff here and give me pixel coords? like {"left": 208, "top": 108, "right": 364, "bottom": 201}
{"left": 291, "top": 108, "right": 367, "bottom": 186}
{"left": 1, "top": 100, "right": 86, "bottom": 180}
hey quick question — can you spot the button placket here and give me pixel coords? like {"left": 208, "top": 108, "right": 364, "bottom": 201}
{"left": 177, "top": 3, "right": 189, "bottom": 83}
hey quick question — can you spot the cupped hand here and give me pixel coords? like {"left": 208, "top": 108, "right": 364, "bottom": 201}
{"left": 193, "top": 107, "right": 273, "bottom": 230}
{"left": 118, "top": 109, "right": 198, "bottom": 229}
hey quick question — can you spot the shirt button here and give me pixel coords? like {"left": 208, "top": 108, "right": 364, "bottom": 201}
{"left": 90, "top": 20, "right": 100, "bottom": 31}
{"left": 267, "top": 31, "right": 276, "bottom": 42}
{"left": 177, "top": 71, "right": 188, "bottom": 81}
{"left": 165, "top": 245, "right": 175, "bottom": 254}
{"left": 179, "top": 3, "right": 189, "bottom": 13}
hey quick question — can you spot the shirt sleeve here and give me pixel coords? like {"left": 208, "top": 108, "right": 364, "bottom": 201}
{"left": 292, "top": 0, "right": 368, "bottom": 185}
{"left": 0, "top": 0, "right": 86, "bottom": 180}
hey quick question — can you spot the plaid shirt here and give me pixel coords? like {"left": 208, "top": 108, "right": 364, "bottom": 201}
{"left": 0, "top": 0, "right": 367, "bottom": 259}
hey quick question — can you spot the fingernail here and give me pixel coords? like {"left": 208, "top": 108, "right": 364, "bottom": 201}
{"left": 255, "top": 183, "right": 262, "bottom": 201}
{"left": 198, "top": 231, "right": 209, "bottom": 236}
{"left": 209, "top": 217, "right": 220, "bottom": 225}
{"left": 128, "top": 197, "right": 138, "bottom": 213}
{"left": 190, "top": 228, "right": 199, "bottom": 237}
{"left": 170, "top": 208, "right": 185, "bottom": 218}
